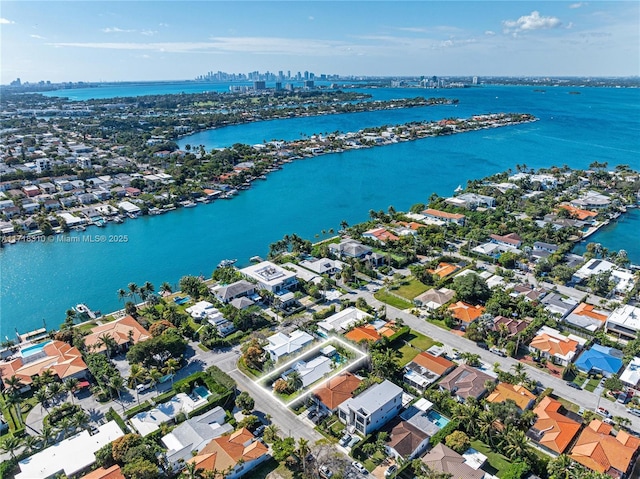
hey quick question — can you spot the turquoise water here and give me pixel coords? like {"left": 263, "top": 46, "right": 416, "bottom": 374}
{"left": 1, "top": 85, "right": 639, "bottom": 338}
{"left": 573, "top": 208, "right": 640, "bottom": 260}
{"left": 427, "top": 410, "right": 450, "bottom": 428}
{"left": 192, "top": 386, "right": 211, "bottom": 399}
{"left": 21, "top": 340, "right": 52, "bottom": 357}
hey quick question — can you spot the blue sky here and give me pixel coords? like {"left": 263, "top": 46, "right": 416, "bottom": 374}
{"left": 1, "top": 1, "right": 638, "bottom": 83}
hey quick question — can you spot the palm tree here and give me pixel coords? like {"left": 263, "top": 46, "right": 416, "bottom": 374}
{"left": 477, "top": 410, "right": 498, "bottom": 445}
{"left": 459, "top": 352, "right": 480, "bottom": 367}
{"left": 3, "top": 375, "right": 24, "bottom": 395}
{"left": 63, "top": 378, "right": 79, "bottom": 405}
{"left": 38, "top": 424, "right": 54, "bottom": 448}
{"left": 5, "top": 392, "right": 24, "bottom": 426}
{"left": 263, "top": 424, "right": 280, "bottom": 443}
{"left": 117, "top": 288, "right": 128, "bottom": 303}
{"left": 48, "top": 381, "right": 63, "bottom": 404}
{"left": 297, "top": 438, "right": 310, "bottom": 473}
{"left": 108, "top": 375, "right": 125, "bottom": 411}
{"left": 71, "top": 410, "right": 90, "bottom": 433}
{"left": 22, "top": 434, "right": 40, "bottom": 454}
{"left": 149, "top": 368, "right": 163, "bottom": 397}
{"left": 128, "top": 282, "right": 140, "bottom": 304}
{"left": 182, "top": 462, "right": 204, "bottom": 479}
{"left": 547, "top": 454, "right": 574, "bottom": 479}
{"left": 163, "top": 358, "right": 181, "bottom": 387}
{"left": 286, "top": 371, "right": 303, "bottom": 392}
{"left": 0, "top": 434, "right": 22, "bottom": 460}
{"left": 129, "top": 364, "right": 149, "bottom": 405}
{"left": 501, "top": 428, "right": 529, "bottom": 461}
{"left": 35, "top": 388, "right": 50, "bottom": 413}
{"left": 160, "top": 282, "right": 173, "bottom": 295}
{"left": 97, "top": 333, "right": 117, "bottom": 359}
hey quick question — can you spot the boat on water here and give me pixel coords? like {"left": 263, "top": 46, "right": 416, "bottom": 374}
{"left": 217, "top": 259, "right": 237, "bottom": 268}
{"left": 148, "top": 207, "right": 162, "bottom": 215}
{"left": 113, "top": 215, "right": 124, "bottom": 223}
{"left": 249, "top": 255, "right": 263, "bottom": 263}
{"left": 180, "top": 200, "right": 197, "bottom": 208}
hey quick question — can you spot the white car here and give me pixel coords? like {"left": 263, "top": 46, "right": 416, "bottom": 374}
{"left": 352, "top": 462, "right": 368, "bottom": 475}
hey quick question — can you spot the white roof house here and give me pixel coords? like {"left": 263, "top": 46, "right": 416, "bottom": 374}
{"left": 161, "top": 406, "right": 233, "bottom": 471}
{"left": 58, "top": 212, "right": 86, "bottom": 227}
{"left": 606, "top": 305, "right": 640, "bottom": 340}
{"left": 16, "top": 421, "right": 124, "bottom": 479}
{"left": 620, "top": 357, "right": 640, "bottom": 388}
{"left": 317, "top": 307, "right": 372, "bottom": 336}
{"left": 130, "top": 393, "right": 209, "bottom": 436}
{"left": 239, "top": 261, "right": 298, "bottom": 292}
{"left": 117, "top": 200, "right": 141, "bottom": 215}
{"left": 186, "top": 301, "right": 224, "bottom": 322}
{"left": 284, "top": 355, "right": 333, "bottom": 388}
{"left": 265, "top": 330, "right": 314, "bottom": 361}
{"left": 572, "top": 259, "right": 616, "bottom": 282}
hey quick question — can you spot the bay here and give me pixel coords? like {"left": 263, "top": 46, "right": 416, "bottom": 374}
{"left": 2, "top": 85, "right": 639, "bottom": 339}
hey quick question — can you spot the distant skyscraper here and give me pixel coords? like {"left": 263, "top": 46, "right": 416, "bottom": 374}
{"left": 253, "top": 80, "right": 266, "bottom": 90}
{"left": 472, "top": 76, "right": 478, "bottom": 85}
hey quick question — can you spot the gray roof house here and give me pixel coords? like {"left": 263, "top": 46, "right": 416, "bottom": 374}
{"left": 541, "top": 293, "right": 578, "bottom": 319}
{"left": 421, "top": 443, "right": 484, "bottom": 479}
{"left": 211, "top": 280, "right": 256, "bottom": 304}
{"left": 439, "top": 364, "right": 494, "bottom": 402}
{"left": 161, "top": 406, "right": 233, "bottom": 471}
{"left": 329, "top": 239, "right": 372, "bottom": 260}
{"left": 338, "top": 380, "right": 403, "bottom": 436}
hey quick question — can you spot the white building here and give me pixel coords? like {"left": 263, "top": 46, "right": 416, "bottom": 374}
{"left": 606, "top": 305, "right": 640, "bottom": 341}
{"left": 117, "top": 200, "right": 141, "bottom": 216}
{"left": 338, "top": 380, "right": 403, "bottom": 436}
{"left": 620, "top": 357, "right": 640, "bottom": 389}
{"left": 265, "top": 330, "right": 314, "bottom": 361}
{"left": 284, "top": 355, "right": 333, "bottom": 388}
{"left": 239, "top": 261, "right": 298, "bottom": 292}
{"left": 317, "top": 307, "right": 372, "bottom": 337}
{"left": 16, "top": 421, "right": 124, "bottom": 479}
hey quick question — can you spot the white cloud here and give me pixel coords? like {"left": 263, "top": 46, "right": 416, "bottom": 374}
{"left": 159, "top": 23, "right": 169, "bottom": 27}
{"left": 485, "top": 30, "right": 496, "bottom": 36}
{"left": 503, "top": 11, "right": 562, "bottom": 34}
{"left": 569, "top": 2, "right": 586, "bottom": 9}
{"left": 0, "top": 17, "right": 15, "bottom": 24}
{"left": 101, "top": 27, "right": 136, "bottom": 33}
{"left": 397, "top": 27, "right": 427, "bottom": 33}
{"left": 141, "top": 30, "right": 157, "bottom": 36}
{"left": 30, "top": 34, "right": 46, "bottom": 40}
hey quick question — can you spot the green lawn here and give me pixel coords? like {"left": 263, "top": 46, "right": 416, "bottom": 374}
{"left": 248, "top": 458, "right": 281, "bottom": 479}
{"left": 584, "top": 378, "right": 600, "bottom": 392}
{"left": 408, "top": 331, "right": 440, "bottom": 350}
{"left": 374, "top": 290, "right": 413, "bottom": 310}
{"left": 470, "top": 440, "right": 512, "bottom": 477}
{"left": 427, "top": 317, "right": 452, "bottom": 331}
{"left": 363, "top": 451, "right": 385, "bottom": 472}
{"left": 397, "top": 343, "right": 420, "bottom": 366}
{"left": 392, "top": 278, "right": 430, "bottom": 300}
{"left": 555, "top": 396, "right": 580, "bottom": 413}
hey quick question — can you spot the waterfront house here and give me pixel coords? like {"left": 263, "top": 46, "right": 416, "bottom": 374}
{"left": 328, "top": 239, "right": 372, "bottom": 260}
{"left": 363, "top": 227, "right": 400, "bottom": 243}
{"left": 528, "top": 326, "right": 586, "bottom": 366}
{"left": 383, "top": 417, "right": 430, "bottom": 460}
{"left": 486, "top": 383, "right": 536, "bottom": 410}
{"left": 439, "top": 364, "right": 494, "bottom": 402}
{"left": 572, "top": 259, "right": 616, "bottom": 283}
{"left": 316, "top": 306, "right": 371, "bottom": 337}
{"left": 570, "top": 419, "right": 640, "bottom": 477}
{"left": 420, "top": 443, "right": 484, "bottom": 479}
{"left": 265, "top": 330, "right": 314, "bottom": 362}
{"left": 421, "top": 208, "right": 466, "bottom": 226}
{"left": 575, "top": 344, "right": 624, "bottom": 377}
{"left": 210, "top": 280, "right": 256, "bottom": 304}
{"left": 558, "top": 204, "right": 598, "bottom": 222}
{"left": 605, "top": 305, "right": 640, "bottom": 341}
{"left": 117, "top": 200, "right": 141, "bottom": 216}
{"left": 620, "top": 357, "right": 640, "bottom": 389}
{"left": 83, "top": 315, "right": 151, "bottom": 354}
{"left": 0, "top": 340, "right": 88, "bottom": 389}
{"left": 239, "top": 260, "right": 298, "bottom": 293}
{"left": 161, "top": 406, "right": 233, "bottom": 471}
{"left": 15, "top": 421, "right": 125, "bottom": 479}
{"left": 571, "top": 190, "right": 612, "bottom": 209}
{"left": 299, "top": 257, "right": 344, "bottom": 276}
{"left": 533, "top": 241, "right": 559, "bottom": 254}
{"left": 414, "top": 287, "right": 455, "bottom": 310}
{"left": 313, "top": 372, "right": 362, "bottom": 413}
{"left": 186, "top": 428, "right": 268, "bottom": 479}
{"left": 337, "top": 380, "right": 403, "bottom": 436}
{"left": 445, "top": 192, "right": 495, "bottom": 209}
{"left": 564, "top": 303, "right": 609, "bottom": 332}
{"left": 528, "top": 396, "right": 581, "bottom": 456}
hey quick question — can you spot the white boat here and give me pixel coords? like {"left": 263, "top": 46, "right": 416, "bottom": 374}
{"left": 217, "top": 259, "right": 237, "bottom": 268}
{"left": 74, "top": 303, "right": 97, "bottom": 319}
{"left": 180, "top": 201, "right": 197, "bottom": 208}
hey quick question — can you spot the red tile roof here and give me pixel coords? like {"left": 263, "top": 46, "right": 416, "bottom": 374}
{"left": 313, "top": 372, "right": 362, "bottom": 411}
{"left": 532, "top": 396, "right": 581, "bottom": 454}
{"left": 448, "top": 301, "right": 485, "bottom": 324}
{"left": 411, "top": 352, "right": 455, "bottom": 376}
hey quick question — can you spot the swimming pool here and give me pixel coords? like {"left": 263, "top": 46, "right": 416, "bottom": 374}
{"left": 192, "top": 386, "right": 211, "bottom": 399}
{"left": 21, "top": 340, "right": 52, "bottom": 358}
{"left": 427, "top": 410, "right": 450, "bottom": 429}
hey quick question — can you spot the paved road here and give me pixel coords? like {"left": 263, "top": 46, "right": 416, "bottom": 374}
{"left": 350, "top": 289, "right": 640, "bottom": 430}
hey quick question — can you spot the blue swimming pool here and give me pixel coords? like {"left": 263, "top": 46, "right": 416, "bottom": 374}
{"left": 192, "top": 386, "right": 211, "bottom": 399}
{"left": 427, "top": 410, "right": 450, "bottom": 429}
{"left": 21, "top": 340, "right": 52, "bottom": 357}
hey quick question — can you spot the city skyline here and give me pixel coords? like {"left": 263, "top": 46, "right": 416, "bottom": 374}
{"left": 1, "top": 1, "right": 639, "bottom": 84}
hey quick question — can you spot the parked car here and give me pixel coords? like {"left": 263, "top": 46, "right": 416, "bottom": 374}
{"left": 339, "top": 434, "right": 352, "bottom": 447}
{"left": 319, "top": 465, "right": 334, "bottom": 479}
{"left": 596, "top": 407, "right": 611, "bottom": 417}
{"left": 628, "top": 408, "right": 640, "bottom": 417}
{"left": 352, "top": 462, "right": 368, "bottom": 475}
{"left": 577, "top": 407, "right": 585, "bottom": 416}
{"left": 566, "top": 381, "right": 582, "bottom": 390}
{"left": 385, "top": 465, "right": 398, "bottom": 477}
{"left": 489, "top": 347, "right": 505, "bottom": 357}
{"left": 254, "top": 425, "right": 265, "bottom": 437}
{"left": 617, "top": 393, "right": 629, "bottom": 404}
{"left": 136, "top": 383, "right": 151, "bottom": 393}
{"left": 347, "top": 436, "right": 360, "bottom": 448}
